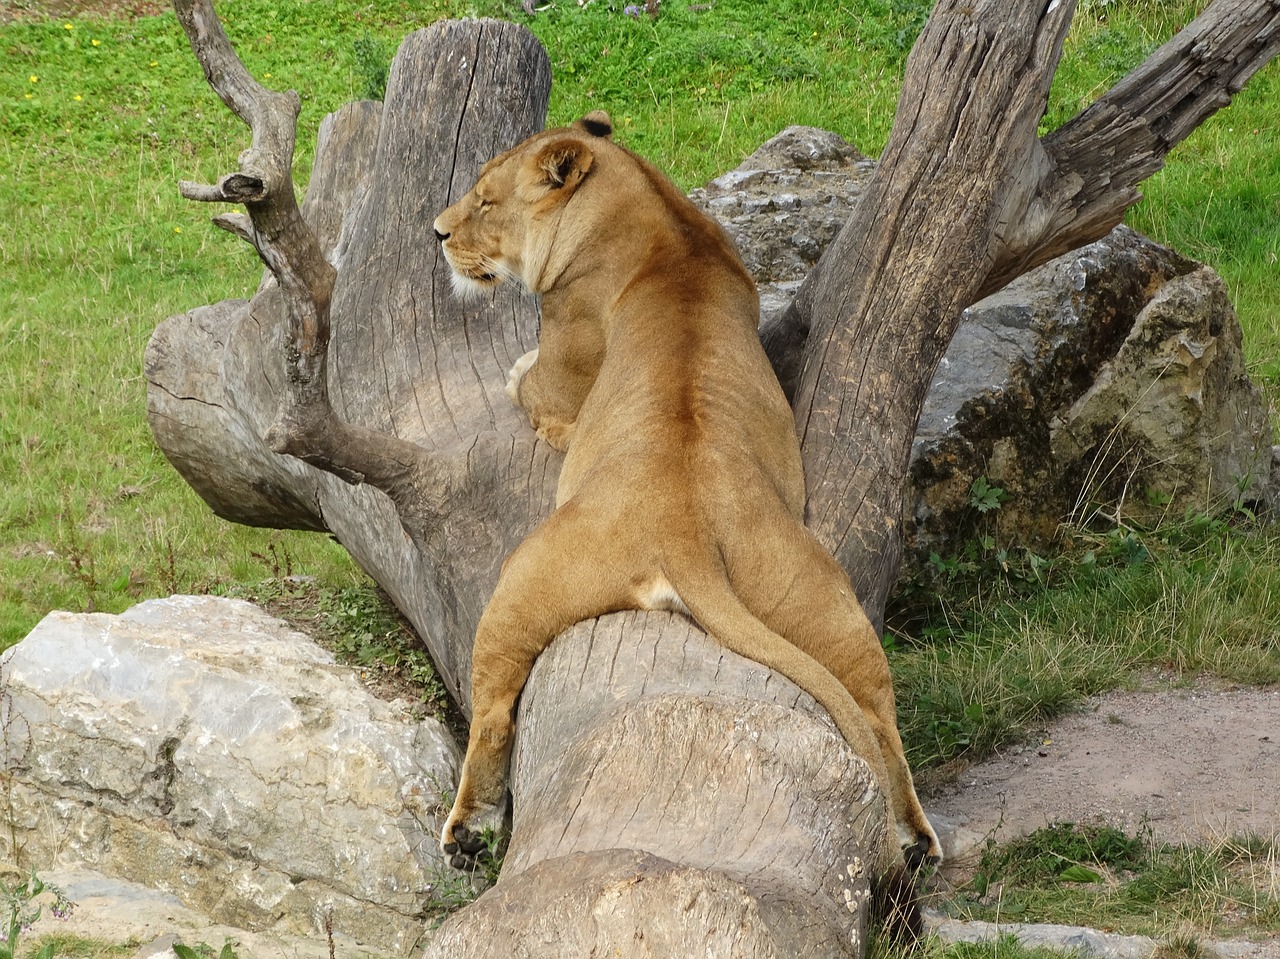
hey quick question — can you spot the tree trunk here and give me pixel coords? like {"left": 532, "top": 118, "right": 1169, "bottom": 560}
{"left": 148, "top": 1, "right": 1279, "bottom": 954}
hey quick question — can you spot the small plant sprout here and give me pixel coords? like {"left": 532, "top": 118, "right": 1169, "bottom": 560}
{"left": 968, "top": 476, "right": 1010, "bottom": 514}
{"left": 173, "top": 939, "right": 238, "bottom": 959}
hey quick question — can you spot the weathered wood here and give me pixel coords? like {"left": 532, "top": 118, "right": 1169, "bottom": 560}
{"left": 149, "top": 0, "right": 1280, "bottom": 953}
{"left": 427, "top": 613, "right": 884, "bottom": 956}
{"left": 154, "top": 12, "right": 892, "bottom": 954}
{"left": 151, "top": 15, "right": 555, "bottom": 700}
{"left": 789, "top": 0, "right": 1076, "bottom": 627}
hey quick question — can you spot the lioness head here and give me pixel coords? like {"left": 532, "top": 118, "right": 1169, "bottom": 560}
{"left": 433, "top": 111, "right": 615, "bottom": 299}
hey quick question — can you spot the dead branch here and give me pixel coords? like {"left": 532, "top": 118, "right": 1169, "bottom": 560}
{"left": 173, "top": 0, "right": 446, "bottom": 501}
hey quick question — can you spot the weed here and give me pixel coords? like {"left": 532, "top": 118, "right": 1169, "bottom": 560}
{"left": 968, "top": 476, "right": 1009, "bottom": 515}
{"left": 0, "top": 868, "right": 75, "bottom": 959}
{"left": 426, "top": 825, "right": 507, "bottom": 921}
{"left": 248, "top": 538, "right": 295, "bottom": 581}
{"left": 318, "top": 585, "right": 449, "bottom": 715}
{"left": 351, "top": 31, "right": 390, "bottom": 101}
{"left": 973, "top": 822, "right": 1147, "bottom": 893}
{"left": 955, "top": 823, "right": 1280, "bottom": 940}
{"left": 173, "top": 940, "right": 237, "bottom": 959}
{"left": 1153, "top": 935, "right": 1211, "bottom": 959}
{"left": 22, "top": 935, "right": 133, "bottom": 959}
{"left": 867, "top": 931, "right": 1066, "bottom": 959}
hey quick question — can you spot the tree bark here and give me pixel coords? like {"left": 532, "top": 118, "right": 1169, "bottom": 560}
{"left": 148, "top": 0, "right": 1280, "bottom": 954}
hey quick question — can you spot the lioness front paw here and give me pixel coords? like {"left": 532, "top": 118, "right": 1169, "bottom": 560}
{"left": 535, "top": 420, "right": 576, "bottom": 452}
{"left": 441, "top": 822, "right": 494, "bottom": 870}
{"left": 505, "top": 349, "right": 539, "bottom": 407}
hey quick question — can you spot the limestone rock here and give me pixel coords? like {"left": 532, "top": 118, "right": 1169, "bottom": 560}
{"left": 41, "top": 867, "right": 389, "bottom": 959}
{"left": 0, "top": 596, "right": 461, "bottom": 956}
{"left": 690, "top": 125, "right": 875, "bottom": 321}
{"left": 928, "top": 915, "right": 1160, "bottom": 959}
{"left": 693, "top": 127, "right": 1278, "bottom": 563}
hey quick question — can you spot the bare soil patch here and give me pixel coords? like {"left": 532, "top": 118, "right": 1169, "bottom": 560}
{"left": 926, "top": 680, "right": 1280, "bottom": 864}
{"left": 2, "top": 0, "right": 166, "bottom": 24}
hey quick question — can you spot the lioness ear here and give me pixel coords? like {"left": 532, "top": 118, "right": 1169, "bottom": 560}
{"left": 573, "top": 110, "right": 614, "bottom": 140}
{"left": 534, "top": 138, "right": 595, "bottom": 192}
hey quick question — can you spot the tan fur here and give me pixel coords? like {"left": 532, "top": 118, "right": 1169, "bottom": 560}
{"left": 433, "top": 111, "right": 941, "bottom": 875}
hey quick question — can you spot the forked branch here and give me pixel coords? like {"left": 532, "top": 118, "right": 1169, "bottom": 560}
{"left": 980, "top": 0, "right": 1280, "bottom": 296}
{"left": 172, "top": 0, "right": 446, "bottom": 506}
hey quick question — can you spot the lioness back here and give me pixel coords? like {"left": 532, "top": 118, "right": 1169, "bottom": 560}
{"left": 433, "top": 113, "right": 940, "bottom": 916}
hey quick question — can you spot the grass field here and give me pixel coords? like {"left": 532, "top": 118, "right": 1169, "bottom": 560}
{"left": 2, "top": 0, "right": 1277, "bottom": 750}
{"left": 3, "top": 0, "right": 1279, "bottom": 950}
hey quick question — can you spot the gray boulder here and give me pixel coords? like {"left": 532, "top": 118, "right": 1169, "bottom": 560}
{"left": 0, "top": 595, "right": 461, "bottom": 955}
{"left": 913, "top": 226, "right": 1277, "bottom": 555}
{"left": 690, "top": 125, "right": 876, "bottom": 321}
{"left": 692, "top": 127, "right": 1278, "bottom": 563}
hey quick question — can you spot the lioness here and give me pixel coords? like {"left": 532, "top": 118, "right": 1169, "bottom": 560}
{"left": 433, "top": 111, "right": 941, "bottom": 885}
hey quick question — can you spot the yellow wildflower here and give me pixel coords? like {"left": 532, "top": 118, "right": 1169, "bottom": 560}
{"left": 150, "top": 61, "right": 158, "bottom": 67}
{"left": 74, "top": 94, "right": 83, "bottom": 101}
{"left": 174, "top": 227, "right": 183, "bottom": 234}
{"left": 263, "top": 73, "right": 272, "bottom": 79}
{"left": 64, "top": 22, "right": 74, "bottom": 30}
{"left": 24, "top": 93, "right": 33, "bottom": 100}
{"left": 29, "top": 75, "right": 38, "bottom": 83}
{"left": 92, "top": 38, "right": 101, "bottom": 46}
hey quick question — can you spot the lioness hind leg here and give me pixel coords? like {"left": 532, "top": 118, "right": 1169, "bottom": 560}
{"left": 441, "top": 505, "right": 629, "bottom": 869}
{"left": 731, "top": 527, "right": 942, "bottom": 865}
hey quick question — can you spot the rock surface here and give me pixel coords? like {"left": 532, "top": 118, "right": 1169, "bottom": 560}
{"left": 0, "top": 596, "right": 461, "bottom": 955}
{"left": 690, "top": 125, "right": 875, "bottom": 322}
{"left": 692, "top": 127, "right": 1279, "bottom": 565}
{"left": 39, "top": 867, "right": 388, "bottom": 959}
{"left": 912, "top": 227, "right": 1277, "bottom": 556}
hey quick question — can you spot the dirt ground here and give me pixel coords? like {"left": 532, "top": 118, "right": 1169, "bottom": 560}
{"left": 925, "top": 679, "right": 1280, "bottom": 868}
{"left": 1, "top": 0, "right": 167, "bottom": 24}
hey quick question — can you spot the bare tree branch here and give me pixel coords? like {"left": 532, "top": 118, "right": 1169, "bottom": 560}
{"left": 792, "top": 0, "right": 1078, "bottom": 626}
{"left": 173, "top": 0, "right": 450, "bottom": 508}
{"left": 980, "top": 0, "right": 1280, "bottom": 297}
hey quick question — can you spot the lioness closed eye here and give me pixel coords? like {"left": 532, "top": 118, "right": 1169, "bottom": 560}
{"left": 433, "top": 111, "right": 941, "bottom": 889}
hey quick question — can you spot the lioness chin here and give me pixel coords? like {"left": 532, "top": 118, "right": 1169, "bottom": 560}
{"left": 433, "top": 110, "right": 940, "bottom": 895}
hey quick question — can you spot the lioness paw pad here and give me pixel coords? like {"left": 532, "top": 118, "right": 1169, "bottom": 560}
{"left": 903, "top": 832, "right": 942, "bottom": 872}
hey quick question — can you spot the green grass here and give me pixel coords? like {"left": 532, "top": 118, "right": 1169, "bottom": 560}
{"left": 948, "top": 823, "right": 1280, "bottom": 942}
{"left": 888, "top": 509, "right": 1280, "bottom": 771}
{"left": 1, "top": 0, "right": 1276, "bottom": 754}
{"left": 24, "top": 935, "right": 136, "bottom": 959}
